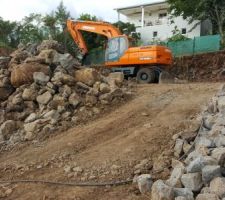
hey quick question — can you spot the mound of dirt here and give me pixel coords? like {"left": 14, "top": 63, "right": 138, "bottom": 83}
{"left": 171, "top": 51, "right": 225, "bottom": 82}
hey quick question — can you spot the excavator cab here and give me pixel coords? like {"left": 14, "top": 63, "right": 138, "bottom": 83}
{"left": 105, "top": 36, "right": 128, "bottom": 62}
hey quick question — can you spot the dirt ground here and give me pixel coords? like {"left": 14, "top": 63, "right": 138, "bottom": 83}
{"left": 0, "top": 83, "right": 221, "bottom": 200}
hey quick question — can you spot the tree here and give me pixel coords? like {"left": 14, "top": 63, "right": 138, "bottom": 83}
{"left": 168, "top": 26, "right": 190, "bottom": 42}
{"left": 18, "top": 13, "right": 46, "bottom": 44}
{"left": 0, "top": 17, "right": 18, "bottom": 47}
{"left": 167, "top": 0, "right": 225, "bottom": 45}
{"left": 55, "top": 1, "right": 71, "bottom": 30}
{"left": 113, "top": 21, "right": 140, "bottom": 45}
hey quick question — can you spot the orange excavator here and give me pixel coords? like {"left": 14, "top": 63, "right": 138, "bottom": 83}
{"left": 67, "top": 19, "right": 173, "bottom": 83}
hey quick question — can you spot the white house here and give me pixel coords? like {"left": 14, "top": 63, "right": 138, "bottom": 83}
{"left": 115, "top": 1, "right": 211, "bottom": 43}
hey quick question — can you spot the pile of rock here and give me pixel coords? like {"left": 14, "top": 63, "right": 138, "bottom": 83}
{"left": 0, "top": 40, "right": 131, "bottom": 145}
{"left": 135, "top": 85, "right": 225, "bottom": 200}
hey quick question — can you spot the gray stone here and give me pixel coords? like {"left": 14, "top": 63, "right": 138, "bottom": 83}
{"left": 210, "top": 177, "right": 225, "bottom": 198}
{"left": 196, "top": 193, "right": 219, "bottom": 200}
{"left": 166, "top": 165, "right": 185, "bottom": 187}
{"left": 151, "top": 180, "right": 174, "bottom": 200}
{"left": 202, "top": 165, "right": 221, "bottom": 183}
{"left": 183, "top": 140, "right": 192, "bottom": 154}
{"left": 59, "top": 85, "right": 72, "bottom": 99}
{"left": 74, "top": 68, "right": 100, "bottom": 86}
{"left": 218, "top": 96, "right": 225, "bottom": 112}
{"left": 99, "top": 83, "right": 110, "bottom": 94}
{"left": 0, "top": 120, "right": 17, "bottom": 140}
{"left": 136, "top": 174, "right": 153, "bottom": 194}
{"left": 51, "top": 72, "right": 75, "bottom": 86}
{"left": 200, "top": 187, "right": 211, "bottom": 194}
{"left": 196, "top": 136, "right": 214, "bottom": 148}
{"left": 43, "top": 110, "right": 60, "bottom": 120}
{"left": 211, "top": 147, "right": 225, "bottom": 166}
{"left": 85, "top": 95, "right": 97, "bottom": 106}
{"left": 33, "top": 72, "right": 50, "bottom": 86}
{"left": 174, "top": 138, "right": 184, "bottom": 157}
{"left": 187, "top": 156, "right": 217, "bottom": 173}
{"left": 175, "top": 197, "right": 187, "bottom": 200}
{"left": 173, "top": 188, "right": 194, "bottom": 200}
{"left": 214, "top": 135, "right": 225, "bottom": 147}
{"left": 203, "top": 115, "right": 217, "bottom": 129}
{"left": 181, "top": 173, "right": 203, "bottom": 192}
{"left": 68, "top": 93, "right": 80, "bottom": 108}
{"left": 22, "top": 88, "right": 37, "bottom": 101}
{"left": 36, "top": 91, "right": 52, "bottom": 105}
{"left": 99, "top": 93, "right": 113, "bottom": 104}
{"left": 53, "top": 53, "right": 80, "bottom": 71}
{"left": 186, "top": 157, "right": 204, "bottom": 173}
{"left": 24, "top": 121, "right": 39, "bottom": 133}
{"left": 185, "top": 151, "right": 202, "bottom": 165}
{"left": 107, "top": 72, "right": 124, "bottom": 88}
{"left": 207, "top": 97, "right": 218, "bottom": 114}
{"left": 12, "top": 93, "right": 23, "bottom": 105}
{"left": 25, "top": 113, "right": 37, "bottom": 123}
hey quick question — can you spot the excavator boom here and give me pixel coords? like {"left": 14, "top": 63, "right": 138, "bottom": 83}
{"left": 67, "top": 20, "right": 122, "bottom": 55}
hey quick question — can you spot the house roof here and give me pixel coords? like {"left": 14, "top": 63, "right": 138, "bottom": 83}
{"left": 115, "top": 1, "right": 167, "bottom": 11}
{"left": 115, "top": 1, "right": 168, "bottom": 16}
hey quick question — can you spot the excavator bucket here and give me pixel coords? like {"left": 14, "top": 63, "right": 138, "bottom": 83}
{"left": 159, "top": 71, "right": 188, "bottom": 84}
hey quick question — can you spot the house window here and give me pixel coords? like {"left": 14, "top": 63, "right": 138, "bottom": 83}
{"left": 153, "top": 31, "right": 158, "bottom": 37}
{"left": 159, "top": 13, "right": 167, "bottom": 18}
{"left": 182, "top": 28, "right": 187, "bottom": 34}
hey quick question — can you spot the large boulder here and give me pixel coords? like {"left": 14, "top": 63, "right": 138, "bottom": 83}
{"left": 10, "top": 62, "right": 50, "bottom": 87}
{"left": 36, "top": 49, "right": 58, "bottom": 64}
{"left": 53, "top": 53, "right": 81, "bottom": 72}
{"left": 74, "top": 68, "right": 100, "bottom": 86}
{"left": 37, "top": 40, "right": 64, "bottom": 53}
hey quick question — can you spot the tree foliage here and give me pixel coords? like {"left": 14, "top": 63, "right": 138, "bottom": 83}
{"left": 168, "top": 26, "right": 190, "bottom": 42}
{"left": 0, "top": 17, "right": 18, "bottom": 47}
{"left": 0, "top": 0, "right": 139, "bottom": 55}
{"left": 167, "top": 0, "right": 225, "bottom": 44}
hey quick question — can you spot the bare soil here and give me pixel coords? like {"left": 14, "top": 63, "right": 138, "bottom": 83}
{"left": 0, "top": 83, "right": 221, "bottom": 200}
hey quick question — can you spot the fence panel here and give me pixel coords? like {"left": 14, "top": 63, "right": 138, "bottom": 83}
{"left": 167, "top": 34, "right": 221, "bottom": 57}
{"left": 194, "top": 35, "right": 220, "bottom": 54}
{"left": 167, "top": 40, "right": 194, "bottom": 57}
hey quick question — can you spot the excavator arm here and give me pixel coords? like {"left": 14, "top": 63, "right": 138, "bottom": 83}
{"left": 66, "top": 20, "right": 122, "bottom": 55}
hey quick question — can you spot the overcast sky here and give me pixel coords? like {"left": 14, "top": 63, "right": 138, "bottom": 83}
{"left": 0, "top": 0, "right": 158, "bottom": 22}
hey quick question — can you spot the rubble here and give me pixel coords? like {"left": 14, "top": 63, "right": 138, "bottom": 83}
{"left": 0, "top": 40, "right": 132, "bottom": 146}
{"left": 135, "top": 84, "right": 225, "bottom": 199}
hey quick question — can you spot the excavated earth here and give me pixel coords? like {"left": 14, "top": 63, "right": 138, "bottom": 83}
{"left": 0, "top": 83, "right": 221, "bottom": 200}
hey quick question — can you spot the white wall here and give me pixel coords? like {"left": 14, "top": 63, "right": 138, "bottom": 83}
{"left": 126, "top": 9, "right": 201, "bottom": 43}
